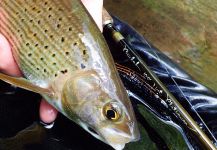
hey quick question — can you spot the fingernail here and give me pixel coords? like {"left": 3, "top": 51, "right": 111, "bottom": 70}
{"left": 40, "top": 121, "right": 55, "bottom": 129}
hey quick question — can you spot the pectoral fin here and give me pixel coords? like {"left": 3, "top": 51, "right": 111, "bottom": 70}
{"left": 0, "top": 73, "right": 54, "bottom": 97}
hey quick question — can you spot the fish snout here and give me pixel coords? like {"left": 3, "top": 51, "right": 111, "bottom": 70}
{"left": 99, "top": 122, "right": 140, "bottom": 150}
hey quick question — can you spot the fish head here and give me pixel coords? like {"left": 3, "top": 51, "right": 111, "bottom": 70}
{"left": 61, "top": 70, "right": 140, "bottom": 150}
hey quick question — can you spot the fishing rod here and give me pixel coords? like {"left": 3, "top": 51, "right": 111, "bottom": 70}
{"left": 102, "top": 9, "right": 217, "bottom": 150}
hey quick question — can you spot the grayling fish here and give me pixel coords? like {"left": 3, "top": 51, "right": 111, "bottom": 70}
{"left": 0, "top": 0, "right": 140, "bottom": 149}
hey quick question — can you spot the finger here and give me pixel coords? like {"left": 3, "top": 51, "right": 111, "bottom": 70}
{"left": 0, "top": 33, "right": 22, "bottom": 76}
{"left": 81, "top": 0, "right": 103, "bottom": 31}
{"left": 39, "top": 99, "right": 58, "bottom": 123}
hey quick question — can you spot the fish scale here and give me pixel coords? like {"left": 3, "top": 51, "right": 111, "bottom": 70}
{"left": 0, "top": 0, "right": 88, "bottom": 81}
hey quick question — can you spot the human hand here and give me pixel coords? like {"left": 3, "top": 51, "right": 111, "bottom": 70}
{"left": 0, "top": 0, "right": 103, "bottom": 124}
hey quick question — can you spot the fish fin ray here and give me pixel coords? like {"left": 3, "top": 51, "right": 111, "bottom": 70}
{"left": 0, "top": 72, "right": 54, "bottom": 96}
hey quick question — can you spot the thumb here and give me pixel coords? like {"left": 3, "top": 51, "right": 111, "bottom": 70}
{"left": 0, "top": 33, "right": 22, "bottom": 76}
{"left": 81, "top": 0, "right": 103, "bottom": 31}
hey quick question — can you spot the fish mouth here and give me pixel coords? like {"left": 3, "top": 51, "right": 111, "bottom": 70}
{"left": 99, "top": 127, "right": 139, "bottom": 150}
{"left": 77, "top": 117, "right": 140, "bottom": 150}
{"left": 79, "top": 120, "right": 137, "bottom": 150}
{"left": 109, "top": 143, "right": 125, "bottom": 150}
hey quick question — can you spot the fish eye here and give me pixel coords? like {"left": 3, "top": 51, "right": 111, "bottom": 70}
{"left": 103, "top": 102, "right": 121, "bottom": 121}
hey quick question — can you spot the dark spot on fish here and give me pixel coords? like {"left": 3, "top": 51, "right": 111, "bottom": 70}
{"left": 65, "top": 52, "right": 69, "bottom": 55}
{"left": 26, "top": 43, "right": 30, "bottom": 46}
{"left": 32, "top": 7, "right": 36, "bottom": 10}
{"left": 74, "top": 42, "right": 77, "bottom": 46}
{"left": 28, "top": 53, "right": 32, "bottom": 57}
{"left": 21, "top": 18, "right": 25, "bottom": 22}
{"left": 30, "top": 19, "right": 33, "bottom": 23}
{"left": 44, "top": 46, "right": 48, "bottom": 49}
{"left": 83, "top": 50, "right": 86, "bottom": 55}
{"left": 44, "top": 29, "right": 48, "bottom": 33}
{"left": 58, "top": 8, "right": 63, "bottom": 11}
{"left": 40, "top": 57, "right": 44, "bottom": 61}
{"left": 44, "top": 2, "right": 48, "bottom": 5}
{"left": 81, "top": 63, "right": 86, "bottom": 69}
{"left": 17, "top": 29, "right": 20, "bottom": 32}
{"left": 16, "top": 12, "right": 19, "bottom": 15}
{"left": 48, "top": 14, "right": 52, "bottom": 18}
{"left": 59, "top": 18, "right": 62, "bottom": 21}
{"left": 53, "top": 62, "right": 56, "bottom": 65}
{"left": 57, "top": 24, "right": 61, "bottom": 28}
{"left": 35, "top": 44, "right": 38, "bottom": 47}
{"left": 33, "top": 33, "right": 37, "bottom": 37}
{"left": 55, "top": 73, "right": 58, "bottom": 77}
{"left": 38, "top": 20, "right": 41, "bottom": 24}
{"left": 52, "top": 54, "right": 56, "bottom": 57}
{"left": 48, "top": 7, "right": 52, "bottom": 11}
{"left": 69, "top": 27, "right": 72, "bottom": 31}
{"left": 36, "top": 68, "right": 40, "bottom": 70}
{"left": 37, "top": 10, "right": 41, "bottom": 13}
{"left": 61, "top": 37, "right": 65, "bottom": 42}
{"left": 44, "top": 69, "right": 47, "bottom": 73}
{"left": 20, "top": 34, "right": 23, "bottom": 37}
{"left": 50, "top": 35, "right": 53, "bottom": 38}
{"left": 24, "top": 8, "right": 27, "bottom": 12}
{"left": 61, "top": 69, "right": 68, "bottom": 74}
